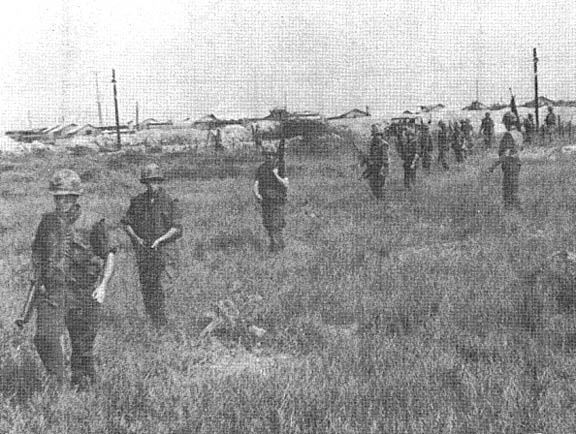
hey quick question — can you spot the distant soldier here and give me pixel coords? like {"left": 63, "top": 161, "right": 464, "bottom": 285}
{"left": 489, "top": 112, "right": 523, "bottom": 210}
{"left": 364, "top": 124, "right": 390, "bottom": 200}
{"left": 418, "top": 123, "right": 433, "bottom": 173}
{"left": 122, "top": 163, "right": 183, "bottom": 328}
{"left": 461, "top": 118, "right": 474, "bottom": 150}
{"left": 544, "top": 105, "right": 557, "bottom": 143}
{"left": 31, "top": 169, "right": 117, "bottom": 389}
{"left": 400, "top": 127, "right": 420, "bottom": 189}
{"left": 451, "top": 121, "right": 465, "bottom": 163}
{"left": 479, "top": 112, "right": 495, "bottom": 149}
{"left": 523, "top": 113, "right": 536, "bottom": 145}
{"left": 215, "top": 128, "right": 223, "bottom": 151}
{"left": 253, "top": 124, "right": 263, "bottom": 148}
{"left": 253, "top": 143, "right": 289, "bottom": 252}
{"left": 437, "top": 120, "right": 450, "bottom": 170}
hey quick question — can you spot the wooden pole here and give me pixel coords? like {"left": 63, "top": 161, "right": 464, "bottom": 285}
{"left": 136, "top": 102, "right": 139, "bottom": 129}
{"left": 95, "top": 72, "right": 103, "bottom": 127}
{"left": 111, "top": 69, "right": 121, "bottom": 148}
{"left": 533, "top": 48, "right": 539, "bottom": 132}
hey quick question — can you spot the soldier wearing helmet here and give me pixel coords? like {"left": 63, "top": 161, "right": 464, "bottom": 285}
{"left": 523, "top": 113, "right": 536, "bottom": 144}
{"left": 399, "top": 127, "right": 420, "bottom": 189}
{"left": 31, "top": 169, "right": 117, "bottom": 389}
{"left": 544, "top": 105, "right": 557, "bottom": 143}
{"left": 364, "top": 124, "right": 389, "bottom": 200}
{"left": 451, "top": 120, "right": 465, "bottom": 163}
{"left": 121, "top": 163, "right": 182, "bottom": 327}
{"left": 437, "top": 120, "right": 450, "bottom": 170}
{"left": 418, "top": 122, "right": 433, "bottom": 173}
{"left": 479, "top": 112, "right": 495, "bottom": 149}
{"left": 489, "top": 112, "right": 523, "bottom": 210}
{"left": 253, "top": 141, "right": 289, "bottom": 252}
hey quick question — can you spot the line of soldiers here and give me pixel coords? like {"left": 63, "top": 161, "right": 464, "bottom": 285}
{"left": 16, "top": 106, "right": 528, "bottom": 391}
{"left": 363, "top": 111, "right": 524, "bottom": 211}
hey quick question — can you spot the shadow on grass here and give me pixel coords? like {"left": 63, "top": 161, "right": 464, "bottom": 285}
{"left": 194, "top": 230, "right": 264, "bottom": 259}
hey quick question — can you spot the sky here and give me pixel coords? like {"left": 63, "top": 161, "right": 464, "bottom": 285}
{"left": 0, "top": 0, "right": 575, "bottom": 130}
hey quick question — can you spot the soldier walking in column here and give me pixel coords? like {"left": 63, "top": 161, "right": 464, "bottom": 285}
{"left": 253, "top": 142, "right": 289, "bottom": 252}
{"left": 479, "top": 112, "right": 495, "bottom": 149}
{"left": 31, "top": 169, "right": 117, "bottom": 389}
{"left": 523, "top": 113, "right": 536, "bottom": 145}
{"left": 437, "top": 120, "right": 450, "bottom": 170}
{"left": 122, "top": 163, "right": 183, "bottom": 328}
{"left": 418, "top": 122, "right": 433, "bottom": 173}
{"left": 451, "top": 121, "right": 465, "bottom": 163}
{"left": 544, "top": 105, "right": 557, "bottom": 144}
{"left": 400, "top": 127, "right": 420, "bottom": 189}
{"left": 364, "top": 124, "right": 389, "bottom": 200}
{"left": 489, "top": 112, "right": 523, "bottom": 210}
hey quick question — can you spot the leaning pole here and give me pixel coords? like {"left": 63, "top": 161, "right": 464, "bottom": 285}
{"left": 533, "top": 48, "right": 539, "bottom": 131}
{"left": 112, "top": 69, "right": 121, "bottom": 149}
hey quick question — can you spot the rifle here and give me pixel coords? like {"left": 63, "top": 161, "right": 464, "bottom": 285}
{"left": 509, "top": 88, "right": 523, "bottom": 131}
{"left": 14, "top": 280, "right": 39, "bottom": 329}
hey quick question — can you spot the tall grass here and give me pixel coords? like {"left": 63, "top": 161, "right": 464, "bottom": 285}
{"left": 0, "top": 139, "right": 576, "bottom": 432}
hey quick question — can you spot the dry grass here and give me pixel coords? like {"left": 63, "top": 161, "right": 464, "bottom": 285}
{"left": 0, "top": 132, "right": 576, "bottom": 433}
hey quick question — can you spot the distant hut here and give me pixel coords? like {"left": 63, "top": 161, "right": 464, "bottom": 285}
{"left": 462, "top": 101, "right": 488, "bottom": 111}
{"left": 327, "top": 108, "right": 370, "bottom": 120}
{"left": 522, "top": 96, "right": 557, "bottom": 108}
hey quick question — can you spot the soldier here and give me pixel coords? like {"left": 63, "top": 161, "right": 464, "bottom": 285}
{"left": 523, "top": 113, "right": 536, "bottom": 145}
{"left": 364, "top": 124, "right": 389, "bottom": 200}
{"left": 437, "top": 120, "right": 450, "bottom": 170}
{"left": 31, "top": 169, "right": 117, "bottom": 389}
{"left": 253, "top": 143, "right": 289, "bottom": 252}
{"left": 479, "top": 112, "right": 495, "bottom": 149}
{"left": 418, "top": 123, "right": 433, "bottom": 173}
{"left": 544, "top": 105, "right": 557, "bottom": 143}
{"left": 451, "top": 121, "right": 465, "bottom": 163}
{"left": 489, "top": 112, "right": 523, "bottom": 210}
{"left": 400, "top": 127, "right": 420, "bottom": 189}
{"left": 461, "top": 118, "right": 474, "bottom": 151}
{"left": 122, "top": 163, "right": 183, "bottom": 328}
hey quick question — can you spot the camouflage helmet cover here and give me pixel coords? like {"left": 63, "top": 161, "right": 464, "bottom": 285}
{"left": 140, "top": 163, "right": 164, "bottom": 182}
{"left": 261, "top": 142, "right": 278, "bottom": 155}
{"left": 49, "top": 169, "right": 83, "bottom": 196}
{"left": 502, "top": 111, "right": 517, "bottom": 126}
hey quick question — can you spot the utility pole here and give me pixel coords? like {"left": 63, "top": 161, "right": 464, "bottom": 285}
{"left": 95, "top": 72, "right": 103, "bottom": 127}
{"left": 533, "top": 48, "right": 539, "bottom": 131}
{"left": 475, "top": 79, "right": 479, "bottom": 102}
{"left": 111, "top": 69, "right": 121, "bottom": 148}
{"left": 135, "top": 102, "right": 139, "bottom": 129}
{"left": 27, "top": 111, "right": 32, "bottom": 129}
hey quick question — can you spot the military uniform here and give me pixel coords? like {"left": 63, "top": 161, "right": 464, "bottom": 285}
{"left": 418, "top": 126, "right": 433, "bottom": 173}
{"left": 451, "top": 123, "right": 465, "bottom": 163}
{"left": 400, "top": 129, "right": 419, "bottom": 189}
{"left": 255, "top": 152, "right": 287, "bottom": 251}
{"left": 479, "top": 114, "right": 495, "bottom": 149}
{"left": 495, "top": 113, "right": 523, "bottom": 210}
{"left": 122, "top": 165, "right": 182, "bottom": 327}
{"left": 523, "top": 115, "right": 536, "bottom": 145}
{"left": 437, "top": 121, "right": 450, "bottom": 170}
{"left": 32, "top": 170, "right": 117, "bottom": 388}
{"left": 366, "top": 128, "right": 389, "bottom": 200}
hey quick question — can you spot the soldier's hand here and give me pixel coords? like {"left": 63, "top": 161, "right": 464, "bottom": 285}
{"left": 92, "top": 284, "right": 106, "bottom": 304}
{"left": 255, "top": 194, "right": 263, "bottom": 202}
{"left": 150, "top": 239, "right": 161, "bottom": 250}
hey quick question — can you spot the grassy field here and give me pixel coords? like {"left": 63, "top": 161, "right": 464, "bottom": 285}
{"left": 1, "top": 134, "right": 576, "bottom": 433}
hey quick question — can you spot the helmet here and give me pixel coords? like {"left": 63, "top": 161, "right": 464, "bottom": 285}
{"left": 502, "top": 111, "right": 517, "bottom": 126}
{"left": 485, "top": 112, "right": 491, "bottom": 117}
{"left": 49, "top": 169, "right": 83, "bottom": 196}
{"left": 140, "top": 163, "right": 164, "bottom": 183}
{"left": 261, "top": 143, "right": 277, "bottom": 155}
{"left": 371, "top": 124, "right": 381, "bottom": 135}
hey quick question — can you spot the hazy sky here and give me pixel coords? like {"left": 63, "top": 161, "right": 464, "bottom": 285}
{"left": 1, "top": 0, "right": 575, "bottom": 130}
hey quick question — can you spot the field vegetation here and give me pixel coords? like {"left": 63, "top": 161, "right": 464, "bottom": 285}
{"left": 1, "top": 130, "right": 576, "bottom": 433}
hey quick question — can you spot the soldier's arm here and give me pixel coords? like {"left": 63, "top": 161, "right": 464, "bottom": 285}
{"left": 253, "top": 180, "right": 263, "bottom": 202}
{"left": 92, "top": 251, "right": 116, "bottom": 304}
{"left": 272, "top": 168, "right": 289, "bottom": 188}
{"left": 151, "top": 198, "right": 183, "bottom": 249}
